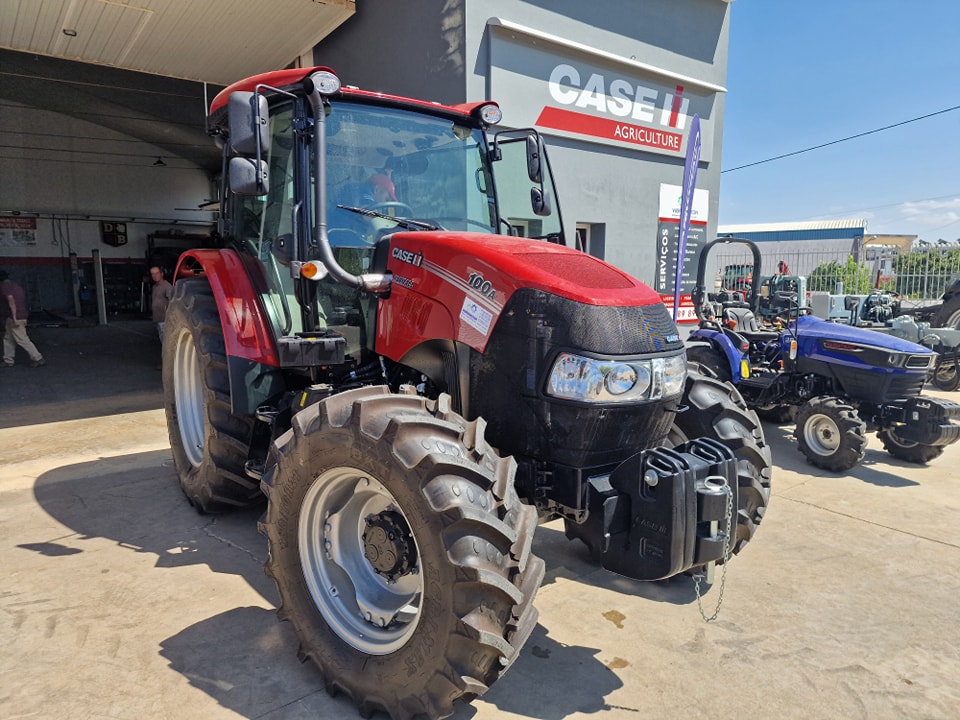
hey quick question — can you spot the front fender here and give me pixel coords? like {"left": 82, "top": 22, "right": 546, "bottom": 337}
{"left": 174, "top": 248, "right": 280, "bottom": 367}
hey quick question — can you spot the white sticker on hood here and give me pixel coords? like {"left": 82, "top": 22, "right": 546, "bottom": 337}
{"left": 460, "top": 296, "right": 493, "bottom": 335}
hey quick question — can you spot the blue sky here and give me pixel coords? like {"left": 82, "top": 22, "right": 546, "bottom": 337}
{"left": 719, "top": 0, "right": 960, "bottom": 240}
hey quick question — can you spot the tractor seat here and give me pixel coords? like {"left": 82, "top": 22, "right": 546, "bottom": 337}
{"left": 714, "top": 290, "right": 750, "bottom": 308}
{"left": 723, "top": 307, "right": 780, "bottom": 343}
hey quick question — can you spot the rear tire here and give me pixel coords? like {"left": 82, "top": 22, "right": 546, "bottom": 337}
{"left": 877, "top": 428, "right": 944, "bottom": 464}
{"left": 794, "top": 396, "right": 866, "bottom": 472}
{"left": 932, "top": 296, "right": 960, "bottom": 329}
{"left": 162, "top": 279, "right": 259, "bottom": 512}
{"left": 670, "top": 366, "right": 771, "bottom": 555}
{"left": 686, "top": 344, "right": 732, "bottom": 383}
{"left": 259, "top": 386, "right": 544, "bottom": 720}
{"left": 755, "top": 404, "right": 795, "bottom": 423}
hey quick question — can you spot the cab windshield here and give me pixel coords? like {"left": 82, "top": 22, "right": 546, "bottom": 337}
{"left": 325, "top": 103, "right": 496, "bottom": 238}
{"left": 228, "top": 98, "right": 562, "bottom": 354}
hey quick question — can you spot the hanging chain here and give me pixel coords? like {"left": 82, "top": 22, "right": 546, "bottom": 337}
{"left": 693, "top": 475, "right": 733, "bottom": 622}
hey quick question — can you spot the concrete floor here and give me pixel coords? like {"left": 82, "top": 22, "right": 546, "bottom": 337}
{"left": 2, "top": 322, "right": 959, "bottom": 720}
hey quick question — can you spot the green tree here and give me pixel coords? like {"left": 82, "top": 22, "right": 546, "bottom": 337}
{"left": 807, "top": 256, "right": 872, "bottom": 294}
{"left": 895, "top": 249, "right": 960, "bottom": 298}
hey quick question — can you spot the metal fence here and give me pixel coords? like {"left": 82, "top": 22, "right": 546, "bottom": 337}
{"left": 709, "top": 246, "right": 960, "bottom": 308}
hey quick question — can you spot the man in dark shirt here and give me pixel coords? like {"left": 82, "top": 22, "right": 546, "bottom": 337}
{"left": 0, "top": 269, "right": 45, "bottom": 368}
{"left": 150, "top": 266, "right": 173, "bottom": 342}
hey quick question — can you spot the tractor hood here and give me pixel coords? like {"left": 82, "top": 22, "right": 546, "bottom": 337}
{"left": 792, "top": 314, "right": 934, "bottom": 355}
{"left": 384, "top": 231, "right": 662, "bottom": 306}
{"left": 378, "top": 230, "right": 674, "bottom": 358}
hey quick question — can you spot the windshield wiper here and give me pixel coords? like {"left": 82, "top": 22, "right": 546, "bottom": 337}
{"left": 336, "top": 205, "right": 439, "bottom": 231}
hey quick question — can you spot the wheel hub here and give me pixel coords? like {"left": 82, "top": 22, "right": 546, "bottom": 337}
{"left": 806, "top": 413, "right": 841, "bottom": 454}
{"left": 363, "top": 511, "right": 416, "bottom": 582}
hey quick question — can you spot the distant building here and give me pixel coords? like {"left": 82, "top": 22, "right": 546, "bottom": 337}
{"left": 863, "top": 234, "right": 916, "bottom": 284}
{"left": 715, "top": 219, "right": 867, "bottom": 278}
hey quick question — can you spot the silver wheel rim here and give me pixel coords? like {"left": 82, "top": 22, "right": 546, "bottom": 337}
{"left": 173, "top": 328, "right": 205, "bottom": 468}
{"left": 887, "top": 430, "right": 919, "bottom": 449}
{"left": 936, "top": 364, "right": 957, "bottom": 383}
{"left": 300, "top": 467, "right": 423, "bottom": 654}
{"left": 803, "top": 412, "right": 842, "bottom": 456}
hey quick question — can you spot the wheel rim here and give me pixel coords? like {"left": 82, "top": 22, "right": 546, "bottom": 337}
{"left": 300, "top": 467, "right": 423, "bottom": 655}
{"left": 172, "top": 328, "right": 205, "bottom": 467}
{"left": 803, "top": 412, "right": 842, "bottom": 456}
{"left": 886, "top": 429, "right": 919, "bottom": 449}
{"left": 935, "top": 363, "right": 957, "bottom": 387}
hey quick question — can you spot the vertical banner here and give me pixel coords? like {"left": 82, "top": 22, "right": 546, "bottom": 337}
{"left": 673, "top": 114, "right": 701, "bottom": 321}
{"left": 655, "top": 184, "right": 709, "bottom": 323}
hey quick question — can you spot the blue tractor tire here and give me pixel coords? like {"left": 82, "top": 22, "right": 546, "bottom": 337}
{"left": 794, "top": 396, "right": 867, "bottom": 472}
{"left": 877, "top": 428, "right": 944, "bottom": 464}
{"left": 686, "top": 344, "right": 732, "bottom": 383}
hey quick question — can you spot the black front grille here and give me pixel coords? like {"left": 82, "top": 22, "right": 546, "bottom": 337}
{"left": 884, "top": 373, "right": 927, "bottom": 400}
{"left": 469, "top": 289, "right": 685, "bottom": 469}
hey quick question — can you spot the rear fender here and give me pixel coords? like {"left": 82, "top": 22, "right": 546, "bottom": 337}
{"left": 687, "top": 328, "right": 744, "bottom": 381}
{"left": 174, "top": 248, "right": 280, "bottom": 368}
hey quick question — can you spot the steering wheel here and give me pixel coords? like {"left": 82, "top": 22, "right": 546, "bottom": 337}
{"left": 367, "top": 202, "right": 415, "bottom": 217}
{"left": 327, "top": 227, "right": 370, "bottom": 247}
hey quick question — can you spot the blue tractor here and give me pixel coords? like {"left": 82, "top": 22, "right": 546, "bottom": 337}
{"left": 686, "top": 237, "right": 960, "bottom": 472}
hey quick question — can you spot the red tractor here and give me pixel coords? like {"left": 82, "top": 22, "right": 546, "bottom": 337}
{"left": 162, "top": 66, "right": 771, "bottom": 720}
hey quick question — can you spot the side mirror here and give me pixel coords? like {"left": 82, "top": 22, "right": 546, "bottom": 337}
{"left": 228, "top": 92, "right": 269, "bottom": 157}
{"left": 530, "top": 187, "right": 551, "bottom": 217}
{"left": 526, "top": 134, "right": 544, "bottom": 184}
{"left": 229, "top": 156, "right": 269, "bottom": 196}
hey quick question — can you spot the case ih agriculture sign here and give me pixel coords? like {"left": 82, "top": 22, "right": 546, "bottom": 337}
{"left": 540, "top": 64, "right": 689, "bottom": 153}
{"left": 487, "top": 20, "right": 718, "bottom": 159}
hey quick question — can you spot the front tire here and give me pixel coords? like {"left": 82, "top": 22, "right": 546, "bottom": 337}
{"left": 162, "top": 279, "right": 259, "bottom": 512}
{"left": 259, "top": 386, "right": 544, "bottom": 720}
{"left": 932, "top": 357, "right": 960, "bottom": 391}
{"left": 670, "top": 367, "right": 771, "bottom": 555}
{"left": 794, "top": 396, "right": 867, "bottom": 472}
{"left": 877, "top": 428, "right": 944, "bottom": 464}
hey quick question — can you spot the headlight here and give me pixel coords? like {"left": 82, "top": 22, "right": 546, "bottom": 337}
{"left": 546, "top": 352, "right": 687, "bottom": 403}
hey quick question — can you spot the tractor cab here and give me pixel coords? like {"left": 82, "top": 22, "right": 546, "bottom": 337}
{"left": 208, "top": 68, "right": 564, "bottom": 365}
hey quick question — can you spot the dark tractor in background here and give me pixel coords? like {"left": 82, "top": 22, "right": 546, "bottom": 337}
{"left": 687, "top": 237, "right": 960, "bottom": 472}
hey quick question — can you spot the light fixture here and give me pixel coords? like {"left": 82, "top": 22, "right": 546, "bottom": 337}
{"left": 153, "top": 157, "right": 166, "bottom": 167}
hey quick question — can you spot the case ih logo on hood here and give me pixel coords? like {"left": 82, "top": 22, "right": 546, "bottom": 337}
{"left": 467, "top": 271, "right": 497, "bottom": 300}
{"left": 392, "top": 247, "right": 423, "bottom": 267}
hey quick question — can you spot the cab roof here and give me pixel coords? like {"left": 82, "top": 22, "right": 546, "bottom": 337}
{"left": 208, "top": 66, "right": 495, "bottom": 128}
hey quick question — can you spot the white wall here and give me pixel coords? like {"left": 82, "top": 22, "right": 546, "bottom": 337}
{"left": 463, "top": 0, "right": 730, "bottom": 287}
{"left": 0, "top": 101, "right": 215, "bottom": 259}
{"left": 0, "top": 101, "right": 216, "bottom": 312}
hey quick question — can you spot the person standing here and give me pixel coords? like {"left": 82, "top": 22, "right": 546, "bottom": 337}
{"left": 0, "top": 269, "right": 45, "bottom": 368}
{"left": 150, "top": 266, "right": 173, "bottom": 343}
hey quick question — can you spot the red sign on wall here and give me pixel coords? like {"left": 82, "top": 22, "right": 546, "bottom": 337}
{"left": 0, "top": 217, "right": 37, "bottom": 229}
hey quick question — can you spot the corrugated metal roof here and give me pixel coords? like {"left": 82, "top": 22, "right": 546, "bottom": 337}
{"left": 718, "top": 219, "right": 867, "bottom": 234}
{"left": 0, "top": 0, "right": 355, "bottom": 85}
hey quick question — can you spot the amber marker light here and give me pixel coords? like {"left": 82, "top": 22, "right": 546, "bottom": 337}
{"left": 301, "top": 261, "right": 328, "bottom": 280}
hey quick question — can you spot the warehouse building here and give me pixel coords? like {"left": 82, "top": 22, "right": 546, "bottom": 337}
{"left": 1, "top": 0, "right": 732, "bottom": 318}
